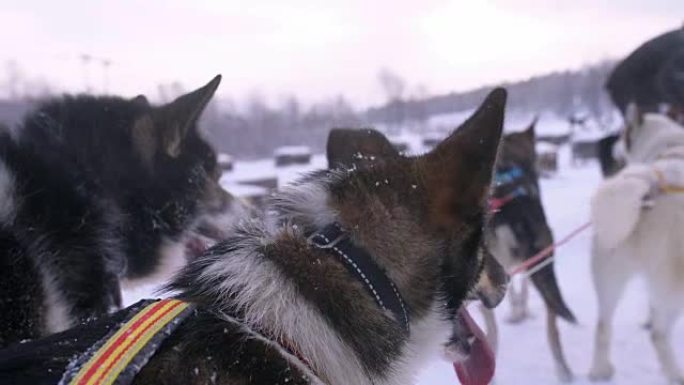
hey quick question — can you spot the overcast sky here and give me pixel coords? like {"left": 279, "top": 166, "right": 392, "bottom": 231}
{"left": 0, "top": 0, "right": 682, "bottom": 107}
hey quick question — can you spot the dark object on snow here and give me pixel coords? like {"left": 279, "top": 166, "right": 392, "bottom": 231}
{"left": 537, "top": 133, "right": 571, "bottom": 146}
{"left": 274, "top": 146, "right": 311, "bottom": 167}
{"left": 571, "top": 140, "right": 598, "bottom": 166}
{"left": 597, "top": 134, "right": 624, "bottom": 177}
{"left": 606, "top": 27, "right": 684, "bottom": 114}
{"left": 536, "top": 148, "right": 558, "bottom": 177}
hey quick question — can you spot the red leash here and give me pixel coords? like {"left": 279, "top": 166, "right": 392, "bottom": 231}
{"left": 507, "top": 221, "right": 592, "bottom": 277}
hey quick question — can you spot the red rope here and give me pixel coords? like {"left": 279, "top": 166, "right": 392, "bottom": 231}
{"left": 507, "top": 221, "right": 592, "bottom": 276}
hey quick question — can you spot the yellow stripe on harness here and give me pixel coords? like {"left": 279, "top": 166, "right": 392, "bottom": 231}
{"left": 62, "top": 299, "right": 191, "bottom": 385}
{"left": 654, "top": 168, "right": 684, "bottom": 194}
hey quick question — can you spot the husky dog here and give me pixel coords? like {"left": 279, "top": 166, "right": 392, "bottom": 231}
{"left": 483, "top": 120, "right": 576, "bottom": 381}
{"left": 589, "top": 108, "right": 684, "bottom": 385}
{"left": 327, "top": 118, "right": 577, "bottom": 381}
{"left": 0, "top": 89, "right": 509, "bottom": 385}
{"left": 0, "top": 76, "right": 246, "bottom": 348}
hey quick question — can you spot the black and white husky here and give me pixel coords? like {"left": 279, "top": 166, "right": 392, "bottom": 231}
{"left": 0, "top": 76, "right": 246, "bottom": 348}
{"left": 483, "top": 121, "right": 576, "bottom": 381}
{"left": 1, "top": 89, "right": 509, "bottom": 385}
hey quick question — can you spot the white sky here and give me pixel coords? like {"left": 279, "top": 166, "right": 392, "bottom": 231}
{"left": 0, "top": 0, "right": 682, "bottom": 107}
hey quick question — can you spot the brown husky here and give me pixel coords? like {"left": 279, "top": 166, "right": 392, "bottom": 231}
{"left": 327, "top": 118, "right": 576, "bottom": 382}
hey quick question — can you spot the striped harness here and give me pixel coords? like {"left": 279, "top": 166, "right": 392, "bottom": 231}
{"left": 59, "top": 299, "right": 194, "bottom": 385}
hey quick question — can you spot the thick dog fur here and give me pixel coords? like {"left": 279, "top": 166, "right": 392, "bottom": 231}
{"left": 327, "top": 119, "right": 576, "bottom": 381}
{"left": 0, "top": 76, "right": 246, "bottom": 348}
{"left": 0, "top": 88, "right": 508, "bottom": 385}
{"left": 589, "top": 112, "right": 684, "bottom": 384}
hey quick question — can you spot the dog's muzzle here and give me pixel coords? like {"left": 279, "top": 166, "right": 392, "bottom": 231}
{"left": 473, "top": 249, "right": 509, "bottom": 308}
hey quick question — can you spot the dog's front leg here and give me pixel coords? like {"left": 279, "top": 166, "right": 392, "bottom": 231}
{"left": 41, "top": 255, "right": 121, "bottom": 335}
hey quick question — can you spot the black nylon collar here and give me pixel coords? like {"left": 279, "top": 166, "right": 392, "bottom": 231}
{"left": 308, "top": 223, "right": 410, "bottom": 333}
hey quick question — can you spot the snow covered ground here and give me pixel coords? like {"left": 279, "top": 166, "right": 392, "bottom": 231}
{"left": 124, "top": 143, "right": 683, "bottom": 385}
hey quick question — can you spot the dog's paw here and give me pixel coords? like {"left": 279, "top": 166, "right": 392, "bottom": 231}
{"left": 588, "top": 363, "right": 615, "bottom": 382}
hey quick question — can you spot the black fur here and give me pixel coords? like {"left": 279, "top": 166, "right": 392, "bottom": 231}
{"left": 493, "top": 129, "right": 576, "bottom": 323}
{"left": 0, "top": 76, "right": 227, "bottom": 347}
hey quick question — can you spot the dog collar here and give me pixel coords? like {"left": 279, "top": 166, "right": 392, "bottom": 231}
{"left": 308, "top": 223, "right": 410, "bottom": 333}
{"left": 60, "top": 299, "right": 194, "bottom": 385}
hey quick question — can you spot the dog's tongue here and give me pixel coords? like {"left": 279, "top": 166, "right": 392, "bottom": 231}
{"left": 453, "top": 307, "right": 495, "bottom": 385}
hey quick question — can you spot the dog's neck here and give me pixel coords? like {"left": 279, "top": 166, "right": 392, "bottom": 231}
{"left": 173, "top": 178, "right": 452, "bottom": 385}
{"left": 307, "top": 222, "right": 410, "bottom": 333}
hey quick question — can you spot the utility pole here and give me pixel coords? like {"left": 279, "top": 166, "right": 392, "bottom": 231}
{"left": 80, "top": 54, "right": 92, "bottom": 93}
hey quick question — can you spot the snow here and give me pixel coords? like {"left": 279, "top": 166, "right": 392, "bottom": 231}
{"left": 536, "top": 141, "right": 559, "bottom": 154}
{"left": 123, "top": 143, "right": 683, "bottom": 385}
{"left": 273, "top": 145, "right": 311, "bottom": 156}
{"left": 219, "top": 182, "right": 268, "bottom": 198}
{"left": 219, "top": 154, "right": 328, "bottom": 193}
{"left": 217, "top": 153, "right": 233, "bottom": 164}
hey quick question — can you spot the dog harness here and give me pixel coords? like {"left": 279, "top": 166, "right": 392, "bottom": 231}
{"left": 59, "top": 299, "right": 194, "bottom": 385}
{"left": 653, "top": 168, "right": 684, "bottom": 193}
{"left": 308, "top": 223, "right": 410, "bottom": 333}
{"left": 490, "top": 166, "right": 530, "bottom": 211}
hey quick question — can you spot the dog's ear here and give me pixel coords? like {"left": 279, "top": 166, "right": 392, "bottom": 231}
{"left": 326, "top": 128, "right": 399, "bottom": 169}
{"left": 421, "top": 88, "right": 506, "bottom": 228}
{"left": 522, "top": 115, "right": 537, "bottom": 143}
{"left": 132, "top": 75, "right": 220, "bottom": 163}
{"left": 158, "top": 75, "right": 221, "bottom": 157}
{"left": 131, "top": 95, "right": 150, "bottom": 108}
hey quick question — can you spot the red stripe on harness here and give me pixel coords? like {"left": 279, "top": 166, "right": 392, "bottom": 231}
{"left": 65, "top": 299, "right": 189, "bottom": 385}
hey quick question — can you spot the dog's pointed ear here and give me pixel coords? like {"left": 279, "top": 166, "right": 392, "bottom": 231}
{"left": 131, "top": 94, "right": 150, "bottom": 108}
{"left": 326, "top": 128, "right": 399, "bottom": 169}
{"left": 421, "top": 88, "right": 506, "bottom": 227}
{"left": 158, "top": 75, "right": 221, "bottom": 157}
{"left": 523, "top": 115, "right": 537, "bottom": 143}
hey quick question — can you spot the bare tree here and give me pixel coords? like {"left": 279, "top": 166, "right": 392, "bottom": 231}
{"left": 5, "top": 60, "right": 22, "bottom": 100}
{"left": 378, "top": 68, "right": 406, "bottom": 101}
{"left": 378, "top": 68, "right": 407, "bottom": 132}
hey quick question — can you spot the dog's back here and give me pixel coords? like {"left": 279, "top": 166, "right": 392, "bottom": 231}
{"left": 593, "top": 158, "right": 684, "bottom": 284}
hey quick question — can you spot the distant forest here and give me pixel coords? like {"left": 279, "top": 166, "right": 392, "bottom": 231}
{"left": 0, "top": 60, "right": 618, "bottom": 159}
